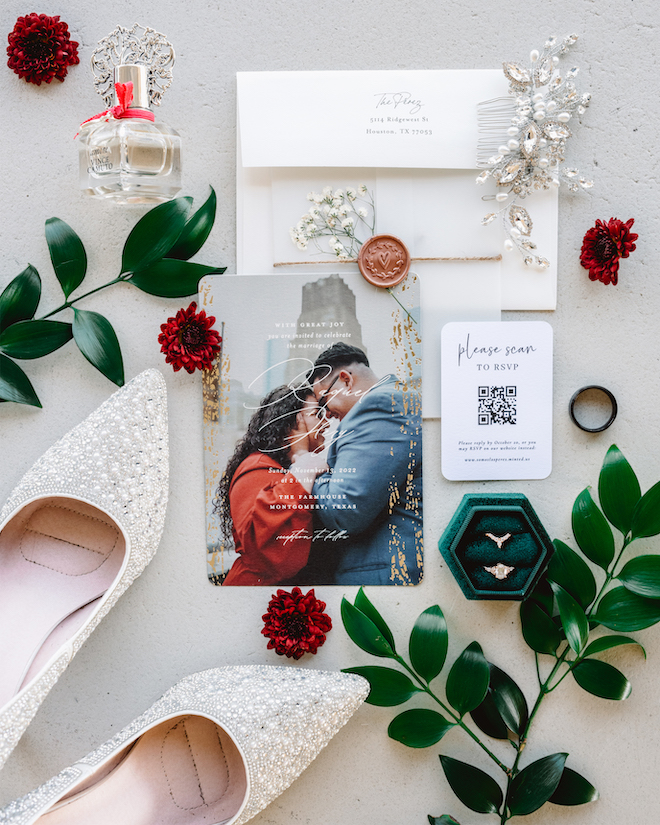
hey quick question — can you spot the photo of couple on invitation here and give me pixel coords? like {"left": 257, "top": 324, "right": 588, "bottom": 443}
{"left": 202, "top": 272, "right": 423, "bottom": 586}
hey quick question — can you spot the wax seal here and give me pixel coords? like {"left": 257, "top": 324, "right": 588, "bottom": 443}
{"left": 357, "top": 234, "right": 411, "bottom": 287}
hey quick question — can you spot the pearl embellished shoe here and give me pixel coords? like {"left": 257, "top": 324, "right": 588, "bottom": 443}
{"left": 0, "top": 370, "right": 169, "bottom": 771}
{"left": 0, "top": 666, "right": 368, "bottom": 825}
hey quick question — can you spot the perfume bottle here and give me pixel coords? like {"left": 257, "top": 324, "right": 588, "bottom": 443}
{"left": 78, "top": 24, "right": 182, "bottom": 204}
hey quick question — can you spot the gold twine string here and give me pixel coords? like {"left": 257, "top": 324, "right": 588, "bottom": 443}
{"left": 273, "top": 255, "right": 501, "bottom": 267}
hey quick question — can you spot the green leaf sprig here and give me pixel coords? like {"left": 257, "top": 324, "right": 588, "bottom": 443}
{"left": 342, "top": 445, "right": 659, "bottom": 824}
{"left": 0, "top": 188, "right": 224, "bottom": 407}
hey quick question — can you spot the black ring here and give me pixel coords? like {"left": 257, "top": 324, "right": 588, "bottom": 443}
{"left": 569, "top": 385, "right": 618, "bottom": 433}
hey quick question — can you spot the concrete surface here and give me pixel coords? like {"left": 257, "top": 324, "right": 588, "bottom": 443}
{"left": 1, "top": 1, "right": 659, "bottom": 823}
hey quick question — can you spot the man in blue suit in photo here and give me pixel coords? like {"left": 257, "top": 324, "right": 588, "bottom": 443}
{"left": 306, "top": 343, "right": 422, "bottom": 585}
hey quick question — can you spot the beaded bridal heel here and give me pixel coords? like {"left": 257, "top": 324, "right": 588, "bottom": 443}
{"left": 0, "top": 370, "right": 169, "bottom": 770}
{"left": 0, "top": 666, "right": 368, "bottom": 825}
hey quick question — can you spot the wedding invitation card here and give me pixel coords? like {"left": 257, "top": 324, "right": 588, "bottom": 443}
{"left": 441, "top": 321, "right": 553, "bottom": 480}
{"left": 200, "top": 272, "right": 423, "bottom": 586}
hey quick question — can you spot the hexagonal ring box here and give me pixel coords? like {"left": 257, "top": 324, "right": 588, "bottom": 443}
{"left": 438, "top": 493, "right": 554, "bottom": 600}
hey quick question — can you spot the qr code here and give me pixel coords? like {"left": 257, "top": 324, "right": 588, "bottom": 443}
{"left": 478, "top": 386, "right": 517, "bottom": 425}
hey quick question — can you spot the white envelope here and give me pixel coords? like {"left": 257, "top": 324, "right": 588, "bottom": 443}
{"left": 236, "top": 70, "right": 559, "bottom": 416}
{"left": 239, "top": 70, "right": 507, "bottom": 169}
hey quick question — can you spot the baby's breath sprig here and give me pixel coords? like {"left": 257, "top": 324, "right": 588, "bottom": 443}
{"left": 290, "top": 184, "right": 375, "bottom": 259}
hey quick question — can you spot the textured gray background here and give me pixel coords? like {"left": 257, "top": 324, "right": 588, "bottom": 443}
{"left": 1, "top": 1, "right": 659, "bottom": 822}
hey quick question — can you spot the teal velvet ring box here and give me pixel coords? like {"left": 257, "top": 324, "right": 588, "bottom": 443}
{"left": 438, "top": 493, "right": 554, "bottom": 600}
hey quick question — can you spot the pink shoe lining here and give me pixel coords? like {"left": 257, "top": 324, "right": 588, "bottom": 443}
{"left": 39, "top": 715, "right": 248, "bottom": 825}
{"left": 0, "top": 497, "right": 125, "bottom": 707}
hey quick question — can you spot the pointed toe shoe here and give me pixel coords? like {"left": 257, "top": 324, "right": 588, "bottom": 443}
{"left": 0, "top": 665, "right": 368, "bottom": 824}
{"left": 0, "top": 369, "right": 169, "bottom": 770}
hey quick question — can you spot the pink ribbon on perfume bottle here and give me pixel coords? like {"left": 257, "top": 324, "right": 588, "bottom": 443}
{"left": 75, "top": 81, "right": 155, "bottom": 138}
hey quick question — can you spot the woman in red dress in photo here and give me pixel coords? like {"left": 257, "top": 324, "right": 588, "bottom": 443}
{"left": 216, "top": 385, "right": 328, "bottom": 585}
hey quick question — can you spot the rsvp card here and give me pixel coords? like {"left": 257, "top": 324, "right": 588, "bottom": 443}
{"left": 441, "top": 322, "right": 553, "bottom": 480}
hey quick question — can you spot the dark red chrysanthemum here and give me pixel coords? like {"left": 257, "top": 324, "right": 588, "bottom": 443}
{"left": 580, "top": 217, "right": 638, "bottom": 286}
{"left": 158, "top": 301, "right": 222, "bottom": 374}
{"left": 6, "top": 13, "right": 79, "bottom": 85}
{"left": 262, "top": 587, "right": 332, "bottom": 660}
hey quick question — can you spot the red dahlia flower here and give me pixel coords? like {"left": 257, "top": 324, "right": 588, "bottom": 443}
{"left": 158, "top": 301, "right": 222, "bottom": 374}
{"left": 7, "top": 13, "right": 79, "bottom": 85}
{"left": 580, "top": 217, "right": 638, "bottom": 286}
{"left": 262, "top": 588, "right": 332, "bottom": 660}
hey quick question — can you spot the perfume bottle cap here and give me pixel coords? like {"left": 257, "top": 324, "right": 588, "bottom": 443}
{"left": 115, "top": 64, "right": 149, "bottom": 109}
{"left": 91, "top": 24, "right": 175, "bottom": 109}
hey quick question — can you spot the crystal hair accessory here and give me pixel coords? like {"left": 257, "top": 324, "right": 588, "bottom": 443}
{"left": 477, "top": 34, "right": 592, "bottom": 268}
{"left": 77, "top": 23, "right": 181, "bottom": 204}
